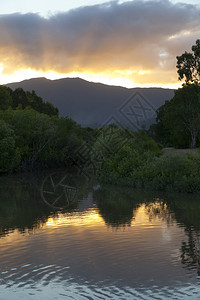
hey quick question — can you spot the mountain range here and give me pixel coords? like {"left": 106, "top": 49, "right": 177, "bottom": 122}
{"left": 7, "top": 77, "right": 174, "bottom": 130}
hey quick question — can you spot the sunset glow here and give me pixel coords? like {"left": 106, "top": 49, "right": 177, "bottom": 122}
{"left": 0, "top": 0, "right": 199, "bottom": 87}
{"left": 0, "top": 67, "right": 181, "bottom": 89}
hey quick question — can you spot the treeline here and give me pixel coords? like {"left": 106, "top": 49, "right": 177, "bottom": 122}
{"left": 93, "top": 81, "right": 200, "bottom": 193}
{"left": 1, "top": 82, "right": 200, "bottom": 193}
{"left": 0, "top": 85, "right": 95, "bottom": 172}
{"left": 90, "top": 126, "right": 200, "bottom": 193}
{"left": 0, "top": 85, "right": 58, "bottom": 116}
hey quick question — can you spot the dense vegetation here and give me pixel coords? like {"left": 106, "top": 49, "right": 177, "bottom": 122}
{"left": 95, "top": 40, "right": 200, "bottom": 193}
{"left": 150, "top": 39, "right": 200, "bottom": 149}
{"left": 1, "top": 84, "right": 200, "bottom": 192}
{"left": 1, "top": 40, "right": 200, "bottom": 193}
{"left": 0, "top": 85, "right": 95, "bottom": 172}
{"left": 90, "top": 126, "right": 200, "bottom": 193}
{"left": 0, "top": 86, "right": 58, "bottom": 115}
{"left": 149, "top": 83, "right": 200, "bottom": 148}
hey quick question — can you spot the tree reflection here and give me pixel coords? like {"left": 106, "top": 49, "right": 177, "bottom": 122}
{"left": 144, "top": 199, "right": 176, "bottom": 225}
{"left": 40, "top": 171, "right": 90, "bottom": 211}
{"left": 1, "top": 172, "right": 200, "bottom": 277}
{"left": 144, "top": 194, "right": 200, "bottom": 276}
{"left": 181, "top": 228, "right": 200, "bottom": 275}
{"left": 166, "top": 195, "right": 200, "bottom": 276}
{"left": 0, "top": 170, "right": 90, "bottom": 237}
{"left": 0, "top": 175, "right": 51, "bottom": 237}
{"left": 94, "top": 186, "right": 146, "bottom": 229}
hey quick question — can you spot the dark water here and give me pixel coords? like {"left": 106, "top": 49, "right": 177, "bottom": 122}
{"left": 0, "top": 171, "right": 200, "bottom": 300}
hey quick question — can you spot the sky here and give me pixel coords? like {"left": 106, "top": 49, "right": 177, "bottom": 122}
{"left": 0, "top": 0, "right": 200, "bottom": 88}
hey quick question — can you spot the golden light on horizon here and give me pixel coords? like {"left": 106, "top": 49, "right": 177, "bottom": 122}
{"left": 0, "top": 0, "right": 199, "bottom": 89}
{"left": 0, "top": 66, "right": 182, "bottom": 89}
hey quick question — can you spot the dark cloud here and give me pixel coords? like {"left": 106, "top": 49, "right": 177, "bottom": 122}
{"left": 0, "top": 0, "right": 200, "bottom": 84}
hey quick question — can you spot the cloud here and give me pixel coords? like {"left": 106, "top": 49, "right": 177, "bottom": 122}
{"left": 0, "top": 0, "right": 200, "bottom": 85}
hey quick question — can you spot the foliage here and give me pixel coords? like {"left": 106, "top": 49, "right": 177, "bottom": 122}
{"left": 92, "top": 126, "right": 161, "bottom": 163}
{"left": 149, "top": 84, "right": 200, "bottom": 148}
{"left": 0, "top": 84, "right": 95, "bottom": 172}
{"left": 0, "top": 108, "right": 56, "bottom": 169}
{"left": 0, "top": 107, "right": 92, "bottom": 172}
{"left": 150, "top": 40, "right": 200, "bottom": 148}
{"left": 0, "top": 86, "right": 12, "bottom": 110}
{"left": 0, "top": 85, "right": 58, "bottom": 116}
{"left": 92, "top": 125, "right": 131, "bottom": 162}
{"left": 1, "top": 79, "right": 200, "bottom": 194}
{"left": 92, "top": 124, "right": 200, "bottom": 193}
{"left": 0, "top": 120, "right": 20, "bottom": 172}
{"left": 94, "top": 128, "right": 162, "bottom": 185}
{"left": 51, "top": 116, "right": 87, "bottom": 166}
{"left": 99, "top": 147, "right": 200, "bottom": 193}
{"left": 177, "top": 39, "right": 200, "bottom": 84}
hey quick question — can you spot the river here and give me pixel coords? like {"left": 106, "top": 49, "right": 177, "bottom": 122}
{"left": 0, "top": 170, "right": 200, "bottom": 299}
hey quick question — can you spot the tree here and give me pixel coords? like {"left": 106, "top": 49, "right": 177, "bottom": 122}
{"left": 151, "top": 84, "right": 200, "bottom": 148}
{"left": 0, "top": 108, "right": 56, "bottom": 169}
{"left": 150, "top": 40, "right": 200, "bottom": 148}
{"left": 0, "top": 120, "right": 20, "bottom": 172}
{"left": 177, "top": 39, "right": 200, "bottom": 84}
{"left": 0, "top": 86, "right": 12, "bottom": 110}
{"left": 11, "top": 88, "right": 28, "bottom": 109}
{"left": 10, "top": 88, "right": 59, "bottom": 116}
{"left": 26, "top": 90, "right": 59, "bottom": 116}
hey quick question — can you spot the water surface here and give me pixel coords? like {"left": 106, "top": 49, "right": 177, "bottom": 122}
{"left": 0, "top": 171, "right": 200, "bottom": 299}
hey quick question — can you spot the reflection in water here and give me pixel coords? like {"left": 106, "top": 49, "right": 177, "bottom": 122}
{"left": 0, "top": 175, "right": 51, "bottom": 238}
{"left": 166, "top": 197, "right": 200, "bottom": 277}
{"left": 144, "top": 200, "right": 175, "bottom": 225}
{"left": 0, "top": 173, "right": 200, "bottom": 299}
{"left": 93, "top": 186, "right": 141, "bottom": 229}
{"left": 41, "top": 172, "right": 83, "bottom": 210}
{"left": 181, "top": 228, "right": 200, "bottom": 276}
{"left": 0, "top": 170, "right": 90, "bottom": 237}
{"left": 45, "top": 209, "right": 104, "bottom": 228}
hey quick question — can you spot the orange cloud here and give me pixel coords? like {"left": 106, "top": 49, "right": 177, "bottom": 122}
{"left": 0, "top": 1, "right": 200, "bottom": 86}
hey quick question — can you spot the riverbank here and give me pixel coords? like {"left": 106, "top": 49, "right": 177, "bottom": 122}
{"left": 98, "top": 148, "right": 200, "bottom": 193}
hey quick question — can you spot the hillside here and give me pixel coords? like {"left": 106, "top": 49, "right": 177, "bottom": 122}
{"left": 6, "top": 77, "right": 174, "bottom": 129}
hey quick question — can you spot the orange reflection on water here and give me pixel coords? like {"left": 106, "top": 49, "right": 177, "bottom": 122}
{"left": 45, "top": 209, "right": 105, "bottom": 229}
{"left": 0, "top": 201, "right": 177, "bottom": 244}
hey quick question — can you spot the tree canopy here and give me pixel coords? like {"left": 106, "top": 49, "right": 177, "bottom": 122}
{"left": 0, "top": 86, "right": 12, "bottom": 110}
{"left": 177, "top": 39, "right": 200, "bottom": 84}
{"left": 149, "top": 40, "right": 200, "bottom": 148}
{"left": 150, "top": 83, "right": 200, "bottom": 148}
{"left": 0, "top": 85, "right": 92, "bottom": 172}
{"left": 0, "top": 85, "right": 59, "bottom": 116}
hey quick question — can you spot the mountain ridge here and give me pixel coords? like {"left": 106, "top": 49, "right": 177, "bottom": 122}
{"left": 6, "top": 77, "right": 175, "bottom": 129}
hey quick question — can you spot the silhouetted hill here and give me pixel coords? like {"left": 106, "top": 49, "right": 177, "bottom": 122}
{"left": 6, "top": 77, "right": 174, "bottom": 129}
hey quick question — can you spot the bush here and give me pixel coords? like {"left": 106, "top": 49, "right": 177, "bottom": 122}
{"left": 0, "top": 120, "right": 20, "bottom": 172}
{"left": 98, "top": 140, "right": 200, "bottom": 193}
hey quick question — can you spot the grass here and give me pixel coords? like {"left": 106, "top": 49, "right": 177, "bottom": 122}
{"left": 162, "top": 147, "right": 199, "bottom": 157}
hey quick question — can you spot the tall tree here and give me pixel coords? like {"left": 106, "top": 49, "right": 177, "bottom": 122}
{"left": 177, "top": 39, "right": 200, "bottom": 84}
{"left": 151, "top": 84, "right": 200, "bottom": 148}
{"left": 0, "top": 86, "right": 12, "bottom": 110}
{"left": 11, "top": 88, "right": 28, "bottom": 109}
